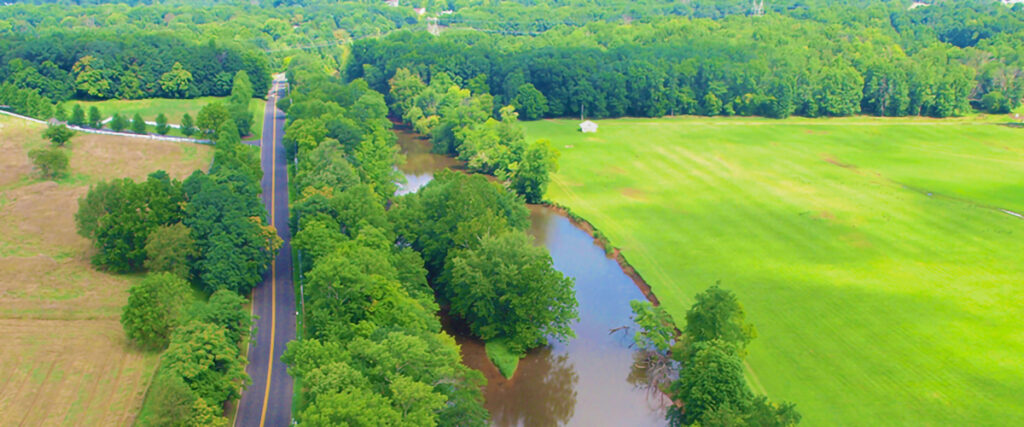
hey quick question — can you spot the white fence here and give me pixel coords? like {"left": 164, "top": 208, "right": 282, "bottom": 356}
{"left": 0, "top": 109, "right": 211, "bottom": 144}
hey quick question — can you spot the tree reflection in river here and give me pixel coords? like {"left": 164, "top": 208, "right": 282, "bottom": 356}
{"left": 489, "top": 347, "right": 579, "bottom": 426}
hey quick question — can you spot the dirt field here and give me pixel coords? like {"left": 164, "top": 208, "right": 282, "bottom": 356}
{"left": 0, "top": 116, "right": 213, "bottom": 425}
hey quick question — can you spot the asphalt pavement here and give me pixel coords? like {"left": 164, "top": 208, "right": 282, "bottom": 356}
{"left": 234, "top": 77, "right": 295, "bottom": 427}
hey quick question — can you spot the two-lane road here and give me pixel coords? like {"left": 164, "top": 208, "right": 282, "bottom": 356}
{"left": 236, "top": 77, "right": 295, "bottom": 427}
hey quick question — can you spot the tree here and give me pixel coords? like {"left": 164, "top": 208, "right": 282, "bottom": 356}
{"left": 69, "top": 104, "right": 86, "bottom": 126}
{"left": 120, "top": 272, "right": 191, "bottom": 350}
{"left": 196, "top": 102, "right": 230, "bottom": 136}
{"left": 110, "top": 113, "right": 128, "bottom": 132}
{"left": 162, "top": 320, "right": 249, "bottom": 406}
{"left": 28, "top": 148, "right": 68, "bottom": 179}
{"left": 981, "top": 91, "right": 1012, "bottom": 114}
{"left": 513, "top": 83, "right": 549, "bottom": 120}
{"left": 43, "top": 124, "right": 75, "bottom": 147}
{"left": 131, "top": 113, "right": 147, "bottom": 134}
{"left": 159, "top": 62, "right": 193, "bottom": 98}
{"left": 229, "top": 70, "right": 254, "bottom": 106}
{"left": 193, "top": 290, "right": 251, "bottom": 345}
{"left": 88, "top": 106, "right": 102, "bottom": 128}
{"left": 216, "top": 118, "right": 241, "bottom": 145}
{"left": 155, "top": 113, "right": 170, "bottom": 135}
{"left": 684, "top": 285, "right": 756, "bottom": 352}
{"left": 54, "top": 103, "right": 67, "bottom": 122}
{"left": 76, "top": 172, "right": 186, "bottom": 272}
{"left": 144, "top": 223, "right": 197, "bottom": 280}
{"left": 143, "top": 372, "right": 198, "bottom": 427}
{"left": 301, "top": 389, "right": 402, "bottom": 426}
{"left": 702, "top": 93, "right": 723, "bottom": 116}
{"left": 229, "top": 70, "right": 255, "bottom": 137}
{"left": 180, "top": 113, "right": 196, "bottom": 137}
{"left": 445, "top": 231, "right": 578, "bottom": 354}
{"left": 668, "top": 340, "right": 752, "bottom": 426}
{"left": 509, "top": 139, "right": 558, "bottom": 203}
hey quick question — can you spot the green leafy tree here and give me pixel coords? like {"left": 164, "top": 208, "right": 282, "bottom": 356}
{"left": 28, "top": 147, "right": 68, "bottom": 179}
{"left": 155, "top": 113, "right": 170, "bottom": 135}
{"left": 131, "top": 113, "right": 147, "bottom": 134}
{"left": 75, "top": 172, "right": 186, "bottom": 272}
{"left": 69, "top": 103, "right": 86, "bottom": 126}
{"left": 144, "top": 223, "right": 197, "bottom": 280}
{"left": 228, "top": 70, "right": 254, "bottom": 136}
{"left": 159, "top": 62, "right": 193, "bottom": 98}
{"left": 54, "top": 103, "right": 67, "bottom": 122}
{"left": 192, "top": 290, "right": 251, "bottom": 345}
{"left": 301, "top": 389, "right": 402, "bottom": 426}
{"left": 180, "top": 113, "right": 196, "bottom": 137}
{"left": 196, "top": 102, "right": 230, "bottom": 136}
{"left": 72, "top": 56, "right": 112, "bottom": 98}
{"left": 981, "top": 91, "right": 1012, "bottom": 114}
{"left": 120, "top": 272, "right": 191, "bottom": 350}
{"left": 43, "top": 124, "right": 75, "bottom": 147}
{"left": 513, "top": 83, "right": 549, "bottom": 120}
{"left": 445, "top": 231, "right": 578, "bottom": 354}
{"left": 509, "top": 138, "right": 558, "bottom": 203}
{"left": 388, "top": 67, "right": 426, "bottom": 117}
{"left": 162, "top": 320, "right": 249, "bottom": 406}
{"left": 353, "top": 129, "right": 402, "bottom": 199}
{"left": 142, "top": 372, "right": 197, "bottom": 427}
{"left": 684, "top": 284, "right": 756, "bottom": 351}
{"left": 668, "top": 340, "right": 752, "bottom": 426}
{"left": 181, "top": 112, "right": 196, "bottom": 135}
{"left": 702, "top": 93, "right": 723, "bottom": 116}
{"left": 87, "top": 106, "right": 102, "bottom": 128}
{"left": 109, "top": 113, "right": 128, "bottom": 132}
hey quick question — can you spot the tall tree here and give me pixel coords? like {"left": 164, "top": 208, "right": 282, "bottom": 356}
{"left": 445, "top": 231, "right": 578, "bottom": 354}
{"left": 180, "top": 113, "right": 196, "bottom": 137}
{"left": 87, "top": 106, "right": 102, "bottom": 128}
{"left": 109, "top": 113, "right": 128, "bottom": 132}
{"left": 159, "top": 62, "right": 193, "bottom": 98}
{"left": 120, "top": 272, "right": 191, "bottom": 350}
{"left": 144, "top": 223, "right": 197, "bottom": 280}
{"left": 131, "top": 113, "right": 147, "bottom": 134}
{"left": 155, "top": 113, "right": 170, "bottom": 135}
{"left": 69, "top": 104, "right": 86, "bottom": 126}
{"left": 684, "top": 285, "right": 756, "bottom": 351}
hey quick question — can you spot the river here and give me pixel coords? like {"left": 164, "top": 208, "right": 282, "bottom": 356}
{"left": 394, "top": 128, "right": 667, "bottom": 426}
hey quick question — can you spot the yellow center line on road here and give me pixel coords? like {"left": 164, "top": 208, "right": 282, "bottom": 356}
{"left": 258, "top": 82, "right": 279, "bottom": 427}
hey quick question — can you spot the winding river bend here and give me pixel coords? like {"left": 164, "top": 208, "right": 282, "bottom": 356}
{"left": 395, "top": 128, "right": 666, "bottom": 426}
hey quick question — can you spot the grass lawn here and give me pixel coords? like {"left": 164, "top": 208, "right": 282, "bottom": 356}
{"left": 523, "top": 115, "right": 1024, "bottom": 425}
{"left": 0, "top": 115, "right": 213, "bottom": 425}
{"left": 68, "top": 97, "right": 268, "bottom": 139}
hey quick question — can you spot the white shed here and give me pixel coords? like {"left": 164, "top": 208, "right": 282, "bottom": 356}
{"left": 580, "top": 120, "right": 598, "bottom": 133}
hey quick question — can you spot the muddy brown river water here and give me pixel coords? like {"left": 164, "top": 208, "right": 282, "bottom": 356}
{"left": 395, "top": 128, "right": 667, "bottom": 426}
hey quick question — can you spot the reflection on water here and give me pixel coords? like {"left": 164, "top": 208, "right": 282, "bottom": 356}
{"left": 396, "top": 129, "right": 667, "bottom": 426}
{"left": 394, "top": 127, "right": 462, "bottom": 195}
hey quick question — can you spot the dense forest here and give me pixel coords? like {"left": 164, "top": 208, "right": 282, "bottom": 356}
{"left": 350, "top": 2, "right": 1024, "bottom": 119}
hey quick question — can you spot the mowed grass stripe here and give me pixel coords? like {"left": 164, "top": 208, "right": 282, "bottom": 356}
{"left": 526, "top": 116, "right": 1024, "bottom": 425}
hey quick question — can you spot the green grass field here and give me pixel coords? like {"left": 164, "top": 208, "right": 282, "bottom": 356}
{"left": 523, "top": 115, "right": 1024, "bottom": 425}
{"left": 68, "top": 97, "right": 267, "bottom": 139}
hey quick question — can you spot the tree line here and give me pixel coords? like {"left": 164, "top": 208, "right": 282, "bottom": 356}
{"left": 348, "top": 9, "right": 1023, "bottom": 119}
{"left": 280, "top": 54, "right": 487, "bottom": 425}
{"left": 72, "top": 75, "right": 277, "bottom": 425}
{"left": 631, "top": 286, "right": 801, "bottom": 426}
{"left": 0, "top": 30, "right": 269, "bottom": 103}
